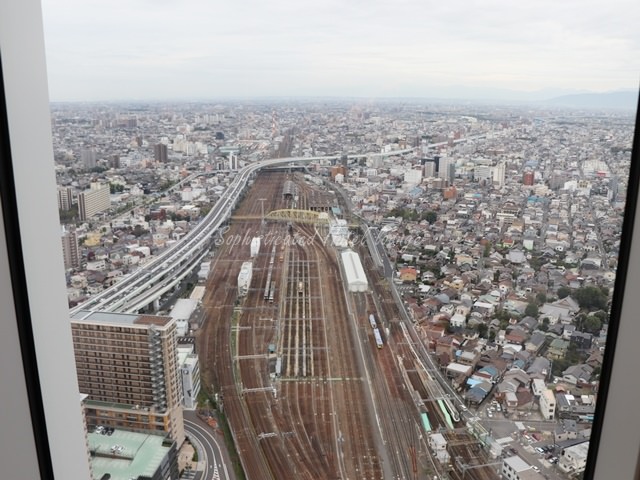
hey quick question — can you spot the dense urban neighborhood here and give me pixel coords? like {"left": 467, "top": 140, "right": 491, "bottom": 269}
{"left": 54, "top": 100, "right": 635, "bottom": 479}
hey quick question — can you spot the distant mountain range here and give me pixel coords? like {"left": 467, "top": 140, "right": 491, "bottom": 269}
{"left": 542, "top": 90, "right": 638, "bottom": 110}
{"left": 359, "top": 86, "right": 639, "bottom": 110}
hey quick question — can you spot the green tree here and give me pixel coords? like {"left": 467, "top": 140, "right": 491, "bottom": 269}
{"left": 583, "top": 316, "right": 602, "bottom": 333}
{"left": 423, "top": 211, "right": 437, "bottom": 224}
{"left": 476, "top": 323, "right": 488, "bottom": 338}
{"left": 557, "top": 286, "right": 571, "bottom": 299}
{"left": 574, "top": 286, "right": 608, "bottom": 311}
{"left": 109, "top": 182, "right": 124, "bottom": 194}
{"left": 525, "top": 303, "right": 539, "bottom": 317}
{"left": 535, "top": 292, "right": 547, "bottom": 305}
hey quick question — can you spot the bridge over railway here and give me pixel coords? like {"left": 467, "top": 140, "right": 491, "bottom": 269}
{"left": 231, "top": 208, "right": 330, "bottom": 225}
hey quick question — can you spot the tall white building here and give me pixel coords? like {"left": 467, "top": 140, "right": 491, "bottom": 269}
{"left": 438, "top": 156, "right": 455, "bottom": 184}
{"left": 77, "top": 182, "right": 110, "bottom": 220}
{"left": 423, "top": 161, "right": 436, "bottom": 178}
{"left": 493, "top": 162, "right": 506, "bottom": 186}
{"left": 473, "top": 164, "right": 493, "bottom": 182}
{"left": 404, "top": 168, "right": 423, "bottom": 186}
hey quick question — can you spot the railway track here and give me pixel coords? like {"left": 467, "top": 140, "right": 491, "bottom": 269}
{"left": 197, "top": 170, "right": 498, "bottom": 480}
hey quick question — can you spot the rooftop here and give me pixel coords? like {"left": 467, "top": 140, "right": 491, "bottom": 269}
{"left": 88, "top": 428, "right": 173, "bottom": 480}
{"left": 71, "top": 310, "right": 171, "bottom": 327}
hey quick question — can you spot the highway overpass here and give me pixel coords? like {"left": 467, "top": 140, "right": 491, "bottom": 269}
{"left": 71, "top": 149, "right": 414, "bottom": 315}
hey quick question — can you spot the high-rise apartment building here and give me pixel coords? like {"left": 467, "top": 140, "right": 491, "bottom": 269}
{"left": 492, "top": 162, "right": 506, "bottom": 186}
{"left": 438, "top": 156, "right": 455, "bottom": 184}
{"left": 61, "top": 226, "right": 81, "bottom": 270}
{"left": 77, "top": 182, "right": 110, "bottom": 220}
{"left": 523, "top": 171, "right": 535, "bottom": 186}
{"left": 423, "top": 161, "right": 436, "bottom": 178}
{"left": 108, "top": 154, "right": 120, "bottom": 169}
{"left": 70, "top": 311, "right": 185, "bottom": 445}
{"left": 154, "top": 143, "right": 168, "bottom": 163}
{"left": 81, "top": 147, "right": 97, "bottom": 169}
{"left": 57, "top": 186, "right": 73, "bottom": 210}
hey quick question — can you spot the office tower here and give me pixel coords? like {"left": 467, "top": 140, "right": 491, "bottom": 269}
{"left": 77, "top": 182, "right": 110, "bottom": 220}
{"left": 70, "top": 311, "right": 185, "bottom": 446}
{"left": 57, "top": 186, "right": 73, "bottom": 210}
{"left": 81, "top": 147, "right": 97, "bottom": 169}
{"left": 61, "top": 226, "right": 81, "bottom": 270}
{"left": 155, "top": 143, "right": 168, "bottom": 163}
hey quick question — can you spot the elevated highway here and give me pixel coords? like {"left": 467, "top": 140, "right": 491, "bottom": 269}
{"left": 71, "top": 149, "right": 413, "bottom": 315}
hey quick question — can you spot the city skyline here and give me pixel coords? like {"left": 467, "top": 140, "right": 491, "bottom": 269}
{"left": 41, "top": 0, "right": 640, "bottom": 102}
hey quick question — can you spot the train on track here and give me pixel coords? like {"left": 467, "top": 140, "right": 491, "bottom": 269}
{"left": 369, "top": 313, "right": 377, "bottom": 329}
{"left": 373, "top": 327, "right": 384, "bottom": 349}
{"left": 420, "top": 412, "right": 432, "bottom": 433}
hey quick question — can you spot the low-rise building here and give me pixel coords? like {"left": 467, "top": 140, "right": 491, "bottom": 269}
{"left": 88, "top": 428, "right": 179, "bottom": 480}
{"left": 502, "top": 455, "right": 544, "bottom": 479}
{"left": 558, "top": 441, "right": 590, "bottom": 476}
{"left": 539, "top": 389, "right": 556, "bottom": 420}
{"left": 428, "top": 432, "right": 450, "bottom": 464}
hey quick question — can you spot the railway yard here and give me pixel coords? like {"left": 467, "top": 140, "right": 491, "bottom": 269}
{"left": 197, "top": 170, "right": 499, "bottom": 480}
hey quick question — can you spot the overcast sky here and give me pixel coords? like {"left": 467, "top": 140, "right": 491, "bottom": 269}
{"left": 41, "top": 0, "right": 640, "bottom": 101}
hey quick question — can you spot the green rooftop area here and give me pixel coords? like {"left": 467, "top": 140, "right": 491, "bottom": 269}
{"left": 89, "top": 429, "right": 171, "bottom": 480}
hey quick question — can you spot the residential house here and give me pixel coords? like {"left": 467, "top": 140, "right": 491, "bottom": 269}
{"left": 558, "top": 441, "right": 590, "bottom": 476}
{"left": 399, "top": 266, "right": 418, "bottom": 283}
{"left": 570, "top": 331, "right": 593, "bottom": 351}
{"left": 526, "top": 356, "right": 551, "bottom": 380}
{"left": 505, "top": 327, "right": 528, "bottom": 345}
{"left": 556, "top": 393, "right": 596, "bottom": 419}
{"left": 562, "top": 364, "right": 594, "bottom": 385}
{"left": 525, "top": 332, "right": 547, "bottom": 354}
{"left": 435, "top": 336, "right": 461, "bottom": 363}
{"left": 457, "top": 350, "right": 480, "bottom": 368}
{"left": 547, "top": 338, "right": 569, "bottom": 360}
{"left": 518, "top": 316, "right": 538, "bottom": 332}
{"left": 472, "top": 365, "right": 500, "bottom": 384}
{"left": 465, "top": 381, "right": 492, "bottom": 404}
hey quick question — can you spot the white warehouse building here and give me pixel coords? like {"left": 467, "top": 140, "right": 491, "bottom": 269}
{"left": 341, "top": 250, "right": 368, "bottom": 292}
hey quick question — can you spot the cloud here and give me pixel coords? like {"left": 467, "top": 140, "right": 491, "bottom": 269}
{"left": 41, "top": 0, "right": 640, "bottom": 100}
